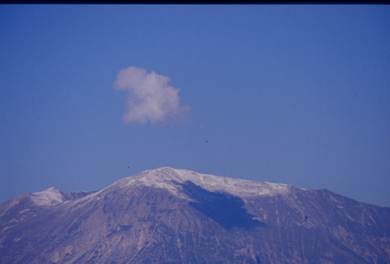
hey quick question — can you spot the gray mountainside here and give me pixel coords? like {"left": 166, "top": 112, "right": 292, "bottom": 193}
{"left": 1, "top": 167, "right": 389, "bottom": 264}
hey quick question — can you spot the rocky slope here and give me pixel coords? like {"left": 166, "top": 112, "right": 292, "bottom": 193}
{"left": 1, "top": 167, "right": 389, "bottom": 263}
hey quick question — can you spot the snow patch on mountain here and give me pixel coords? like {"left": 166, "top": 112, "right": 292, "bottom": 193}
{"left": 31, "top": 187, "right": 64, "bottom": 206}
{"left": 111, "top": 167, "right": 290, "bottom": 198}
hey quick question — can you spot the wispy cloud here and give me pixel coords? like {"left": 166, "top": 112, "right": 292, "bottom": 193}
{"left": 114, "top": 66, "right": 188, "bottom": 124}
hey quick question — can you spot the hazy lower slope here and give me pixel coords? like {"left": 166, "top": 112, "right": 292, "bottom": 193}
{"left": 1, "top": 167, "right": 389, "bottom": 263}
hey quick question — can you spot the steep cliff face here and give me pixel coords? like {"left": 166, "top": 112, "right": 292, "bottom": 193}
{"left": 1, "top": 167, "right": 389, "bottom": 264}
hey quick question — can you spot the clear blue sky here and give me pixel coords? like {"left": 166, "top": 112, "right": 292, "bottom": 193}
{"left": 0, "top": 5, "right": 389, "bottom": 206}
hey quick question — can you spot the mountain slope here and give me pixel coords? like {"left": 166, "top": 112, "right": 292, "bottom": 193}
{"left": 1, "top": 167, "right": 389, "bottom": 263}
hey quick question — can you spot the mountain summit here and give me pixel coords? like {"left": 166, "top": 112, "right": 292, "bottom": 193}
{"left": 1, "top": 167, "right": 389, "bottom": 263}
{"left": 106, "top": 167, "right": 291, "bottom": 199}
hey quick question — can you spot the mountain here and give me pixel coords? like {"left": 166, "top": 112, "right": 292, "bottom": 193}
{"left": 1, "top": 167, "right": 389, "bottom": 264}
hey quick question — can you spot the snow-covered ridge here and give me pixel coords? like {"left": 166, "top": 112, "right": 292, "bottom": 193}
{"left": 110, "top": 167, "right": 290, "bottom": 198}
{"left": 31, "top": 187, "right": 64, "bottom": 206}
{"left": 29, "top": 167, "right": 291, "bottom": 206}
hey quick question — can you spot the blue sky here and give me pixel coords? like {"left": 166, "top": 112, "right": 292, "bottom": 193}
{"left": 0, "top": 5, "right": 389, "bottom": 206}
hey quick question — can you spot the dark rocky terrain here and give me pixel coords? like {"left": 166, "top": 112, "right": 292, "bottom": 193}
{"left": 1, "top": 167, "right": 389, "bottom": 263}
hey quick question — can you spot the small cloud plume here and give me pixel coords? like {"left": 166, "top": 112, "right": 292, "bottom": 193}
{"left": 114, "top": 66, "right": 188, "bottom": 124}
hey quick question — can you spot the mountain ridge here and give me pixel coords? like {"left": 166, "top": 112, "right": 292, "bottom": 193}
{"left": 21, "top": 166, "right": 385, "bottom": 209}
{"left": 1, "top": 167, "right": 389, "bottom": 263}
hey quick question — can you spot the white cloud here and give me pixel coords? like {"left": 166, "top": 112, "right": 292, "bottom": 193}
{"left": 114, "top": 66, "right": 187, "bottom": 124}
